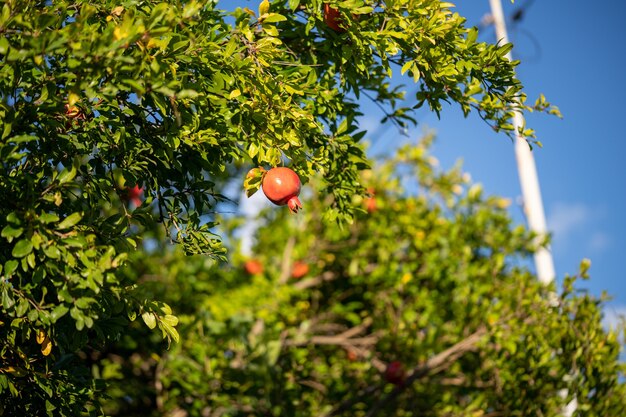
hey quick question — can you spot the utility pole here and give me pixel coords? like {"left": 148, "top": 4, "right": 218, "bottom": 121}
{"left": 487, "top": 2, "right": 576, "bottom": 415}
{"left": 487, "top": 0, "right": 555, "bottom": 285}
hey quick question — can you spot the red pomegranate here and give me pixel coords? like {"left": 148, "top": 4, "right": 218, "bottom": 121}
{"left": 384, "top": 361, "right": 406, "bottom": 386}
{"left": 244, "top": 259, "right": 263, "bottom": 275}
{"left": 365, "top": 187, "right": 377, "bottom": 213}
{"left": 291, "top": 261, "right": 310, "bottom": 279}
{"left": 323, "top": 4, "right": 345, "bottom": 33}
{"left": 127, "top": 185, "right": 143, "bottom": 207}
{"left": 262, "top": 167, "right": 302, "bottom": 214}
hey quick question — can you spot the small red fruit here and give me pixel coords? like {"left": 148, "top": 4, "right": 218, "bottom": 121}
{"left": 291, "top": 261, "right": 309, "bottom": 279}
{"left": 384, "top": 361, "right": 406, "bottom": 386}
{"left": 346, "top": 349, "right": 358, "bottom": 362}
{"left": 127, "top": 185, "right": 143, "bottom": 207}
{"left": 262, "top": 167, "right": 303, "bottom": 214}
{"left": 244, "top": 259, "right": 263, "bottom": 275}
{"left": 323, "top": 4, "right": 345, "bottom": 33}
{"left": 365, "top": 188, "right": 377, "bottom": 213}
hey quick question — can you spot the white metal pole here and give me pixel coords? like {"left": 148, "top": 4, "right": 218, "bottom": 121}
{"left": 488, "top": 0, "right": 555, "bottom": 285}
{"left": 488, "top": 3, "right": 575, "bottom": 416}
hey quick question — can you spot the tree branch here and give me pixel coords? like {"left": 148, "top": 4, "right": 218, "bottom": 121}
{"left": 292, "top": 270, "right": 337, "bottom": 290}
{"left": 323, "top": 328, "right": 487, "bottom": 417}
{"left": 278, "top": 235, "right": 296, "bottom": 284}
{"left": 286, "top": 317, "right": 379, "bottom": 348}
{"left": 364, "top": 327, "right": 487, "bottom": 417}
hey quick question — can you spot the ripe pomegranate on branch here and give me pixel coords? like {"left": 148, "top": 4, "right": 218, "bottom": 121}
{"left": 323, "top": 4, "right": 345, "bottom": 33}
{"left": 245, "top": 167, "right": 303, "bottom": 214}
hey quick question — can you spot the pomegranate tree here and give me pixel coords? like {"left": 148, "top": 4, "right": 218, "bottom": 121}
{"left": 262, "top": 167, "right": 303, "bottom": 214}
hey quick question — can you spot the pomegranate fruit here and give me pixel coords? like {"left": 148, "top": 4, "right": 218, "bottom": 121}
{"left": 384, "top": 361, "right": 406, "bottom": 386}
{"left": 365, "top": 187, "right": 377, "bottom": 213}
{"left": 126, "top": 185, "right": 143, "bottom": 207}
{"left": 323, "top": 4, "right": 345, "bottom": 33}
{"left": 244, "top": 259, "right": 263, "bottom": 275}
{"left": 291, "top": 261, "right": 309, "bottom": 279}
{"left": 262, "top": 167, "right": 302, "bottom": 213}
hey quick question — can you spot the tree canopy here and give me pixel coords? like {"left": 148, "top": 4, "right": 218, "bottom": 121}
{"left": 1, "top": 1, "right": 620, "bottom": 416}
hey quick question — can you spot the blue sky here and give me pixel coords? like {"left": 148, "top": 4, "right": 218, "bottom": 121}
{"left": 395, "top": 1, "right": 626, "bottom": 316}
{"left": 227, "top": 1, "right": 626, "bottom": 318}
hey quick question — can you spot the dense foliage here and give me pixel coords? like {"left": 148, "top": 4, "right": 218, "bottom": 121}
{"left": 1, "top": 0, "right": 618, "bottom": 416}
{"left": 98, "top": 140, "right": 625, "bottom": 416}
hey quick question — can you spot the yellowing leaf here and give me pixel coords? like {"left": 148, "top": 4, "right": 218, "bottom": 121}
{"left": 258, "top": 0, "right": 270, "bottom": 17}
{"left": 68, "top": 92, "right": 80, "bottom": 107}
{"left": 142, "top": 311, "right": 157, "bottom": 329}
{"left": 162, "top": 314, "right": 179, "bottom": 327}
{"left": 146, "top": 38, "right": 159, "bottom": 49}
{"left": 36, "top": 329, "right": 46, "bottom": 344}
{"left": 114, "top": 26, "right": 129, "bottom": 41}
{"left": 111, "top": 6, "right": 124, "bottom": 16}
{"left": 496, "top": 198, "right": 511, "bottom": 209}
{"left": 41, "top": 337, "right": 52, "bottom": 356}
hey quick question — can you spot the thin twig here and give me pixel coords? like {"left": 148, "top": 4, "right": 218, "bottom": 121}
{"left": 278, "top": 235, "right": 296, "bottom": 284}
{"left": 293, "top": 271, "right": 337, "bottom": 290}
{"left": 286, "top": 334, "right": 379, "bottom": 348}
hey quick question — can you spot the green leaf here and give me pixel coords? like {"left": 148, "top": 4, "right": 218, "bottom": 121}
{"left": 2, "top": 288, "right": 15, "bottom": 309}
{"left": 336, "top": 118, "right": 349, "bottom": 135}
{"left": 45, "top": 400, "right": 56, "bottom": 411}
{"left": 50, "top": 304, "right": 69, "bottom": 322}
{"left": 57, "top": 212, "right": 82, "bottom": 230}
{"left": 4, "top": 260, "right": 18, "bottom": 276}
{"left": 160, "top": 320, "right": 180, "bottom": 343}
{"left": 158, "top": 303, "right": 172, "bottom": 315}
{"left": 262, "top": 13, "right": 287, "bottom": 23}
{"left": 1, "top": 225, "right": 23, "bottom": 241}
{"left": 57, "top": 165, "right": 77, "bottom": 184}
{"left": 0, "top": 36, "right": 9, "bottom": 55}
{"left": 39, "top": 213, "right": 60, "bottom": 224}
{"left": 142, "top": 312, "right": 157, "bottom": 329}
{"left": 15, "top": 298, "right": 29, "bottom": 317}
{"left": 401, "top": 60, "right": 413, "bottom": 76}
{"left": 352, "top": 6, "right": 374, "bottom": 14}
{"left": 266, "top": 340, "right": 281, "bottom": 366}
{"left": 43, "top": 245, "right": 60, "bottom": 259}
{"left": 75, "top": 297, "right": 96, "bottom": 309}
{"left": 161, "top": 314, "right": 179, "bottom": 327}
{"left": 12, "top": 239, "right": 33, "bottom": 258}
